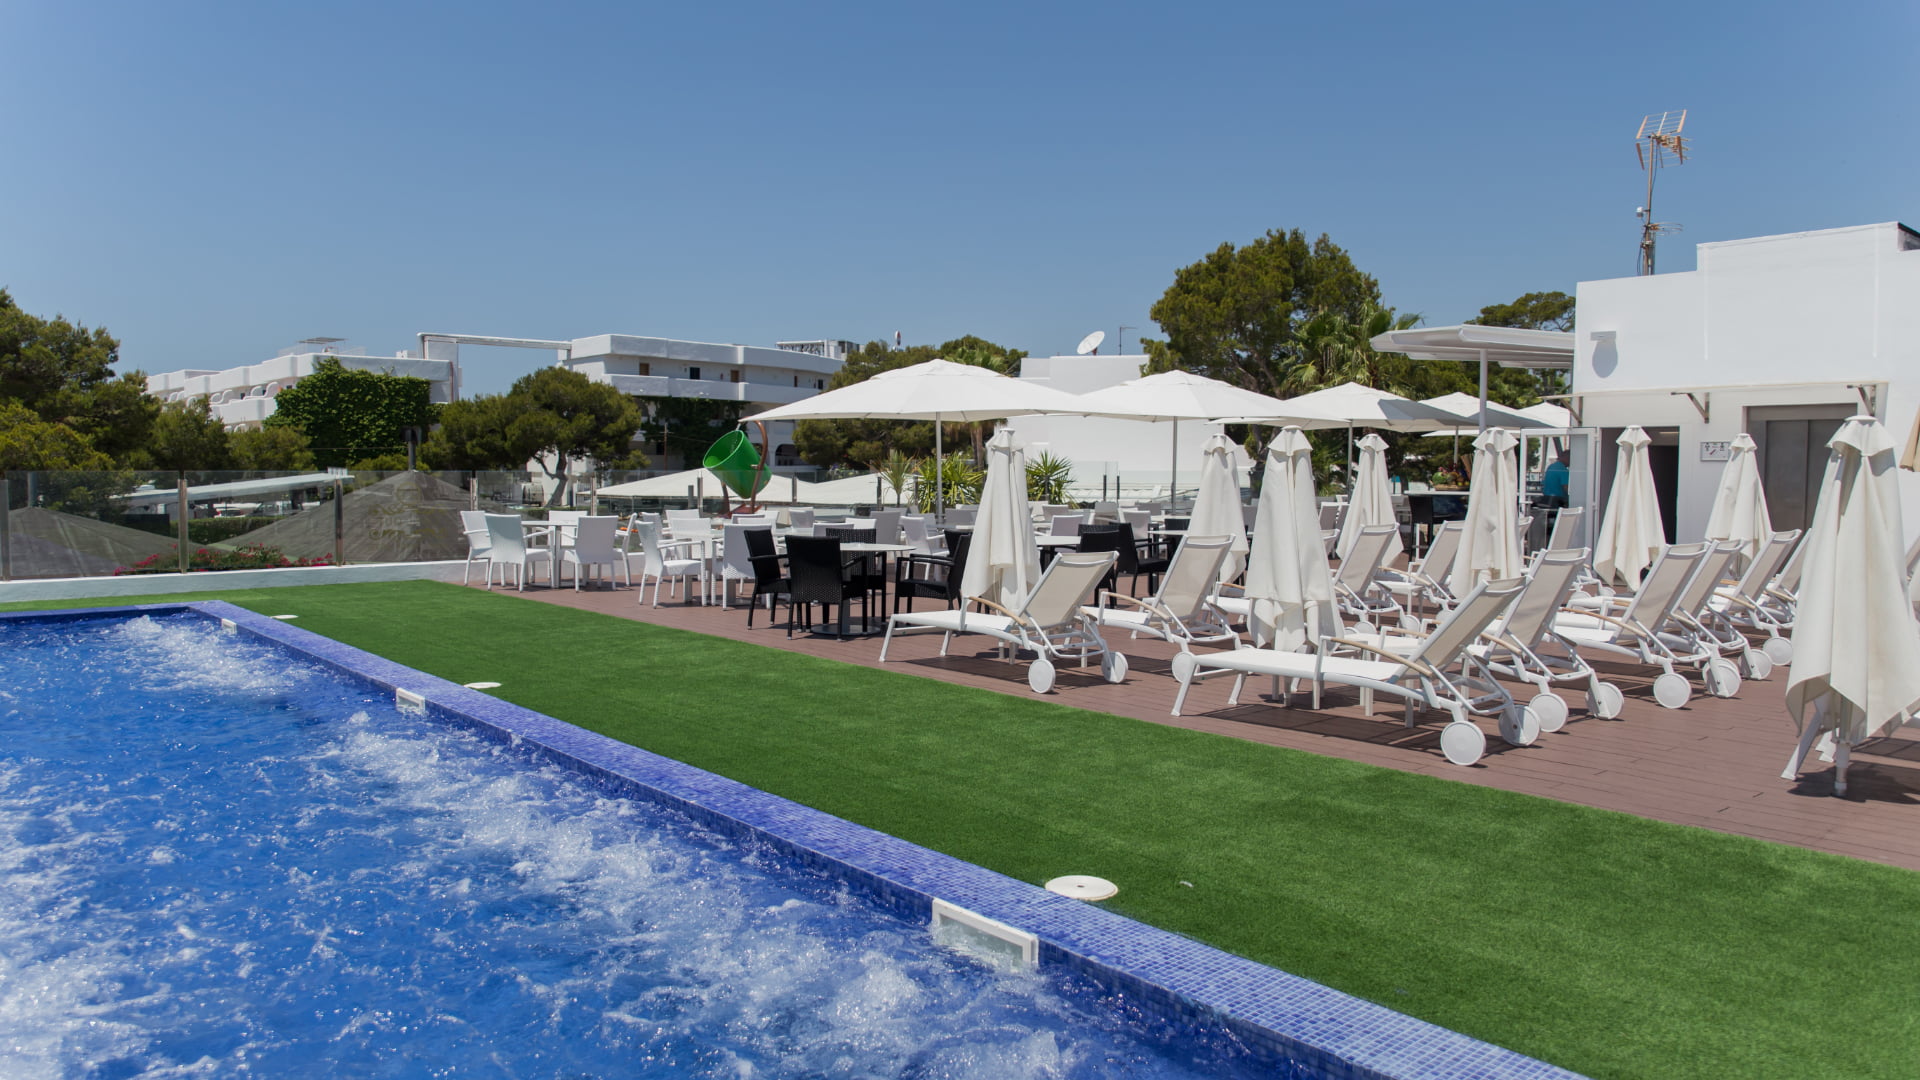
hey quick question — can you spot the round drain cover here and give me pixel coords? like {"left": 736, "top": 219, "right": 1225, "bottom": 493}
{"left": 1045, "top": 875, "right": 1118, "bottom": 901}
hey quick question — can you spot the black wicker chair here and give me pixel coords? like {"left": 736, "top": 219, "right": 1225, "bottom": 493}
{"left": 894, "top": 529, "right": 972, "bottom": 614}
{"left": 784, "top": 535, "right": 870, "bottom": 638}
{"left": 741, "top": 527, "right": 789, "bottom": 629}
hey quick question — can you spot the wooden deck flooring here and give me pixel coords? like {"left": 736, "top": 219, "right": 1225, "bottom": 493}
{"left": 483, "top": 577, "right": 1920, "bottom": 872}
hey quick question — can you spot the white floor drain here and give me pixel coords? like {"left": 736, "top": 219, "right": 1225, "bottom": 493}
{"left": 1045, "top": 875, "right": 1118, "bottom": 901}
{"left": 270, "top": 614, "right": 299, "bottom": 620}
{"left": 463, "top": 681, "right": 502, "bottom": 690}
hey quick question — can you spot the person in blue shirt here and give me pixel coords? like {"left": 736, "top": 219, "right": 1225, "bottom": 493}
{"left": 1541, "top": 451, "right": 1570, "bottom": 506}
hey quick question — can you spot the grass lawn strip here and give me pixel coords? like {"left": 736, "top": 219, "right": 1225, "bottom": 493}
{"left": 7, "top": 581, "right": 1917, "bottom": 1080}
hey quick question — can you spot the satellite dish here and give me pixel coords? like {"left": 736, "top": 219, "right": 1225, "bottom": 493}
{"left": 1075, "top": 330, "right": 1106, "bottom": 356}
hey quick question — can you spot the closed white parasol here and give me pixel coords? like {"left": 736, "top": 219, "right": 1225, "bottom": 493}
{"left": 1781, "top": 416, "right": 1920, "bottom": 795}
{"left": 1447, "top": 427, "right": 1524, "bottom": 593}
{"left": 1242, "top": 427, "right": 1339, "bottom": 651}
{"left": 1703, "top": 433, "right": 1772, "bottom": 568}
{"left": 1336, "top": 432, "right": 1402, "bottom": 562}
{"left": 1187, "top": 433, "right": 1250, "bottom": 582}
{"left": 959, "top": 428, "right": 1042, "bottom": 611}
{"left": 1591, "top": 426, "right": 1665, "bottom": 589}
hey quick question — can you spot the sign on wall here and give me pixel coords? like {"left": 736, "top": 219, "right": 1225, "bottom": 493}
{"left": 1699, "top": 440, "right": 1732, "bottom": 462}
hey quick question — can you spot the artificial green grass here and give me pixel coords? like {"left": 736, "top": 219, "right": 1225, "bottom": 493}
{"left": 9, "top": 581, "right": 1918, "bottom": 1079}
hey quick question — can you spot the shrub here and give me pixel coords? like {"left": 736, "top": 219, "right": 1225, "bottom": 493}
{"left": 116, "top": 545, "right": 336, "bottom": 575}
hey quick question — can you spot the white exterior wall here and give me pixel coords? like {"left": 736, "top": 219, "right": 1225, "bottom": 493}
{"left": 146, "top": 352, "right": 457, "bottom": 428}
{"left": 1000, "top": 354, "right": 1251, "bottom": 498}
{"left": 565, "top": 335, "right": 848, "bottom": 469}
{"left": 1573, "top": 222, "right": 1920, "bottom": 543}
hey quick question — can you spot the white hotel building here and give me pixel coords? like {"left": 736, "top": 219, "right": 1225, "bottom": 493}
{"left": 146, "top": 334, "right": 854, "bottom": 471}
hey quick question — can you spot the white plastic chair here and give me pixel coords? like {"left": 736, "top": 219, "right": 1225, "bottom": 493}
{"left": 483, "top": 513, "right": 551, "bottom": 591}
{"left": 460, "top": 509, "right": 494, "bottom": 586}
{"left": 715, "top": 523, "right": 766, "bottom": 608}
{"left": 901, "top": 516, "right": 945, "bottom": 556}
{"left": 943, "top": 508, "right": 976, "bottom": 527}
{"left": 665, "top": 509, "right": 704, "bottom": 537}
{"left": 1049, "top": 513, "right": 1085, "bottom": 538}
{"left": 869, "top": 509, "right": 903, "bottom": 545}
{"left": 880, "top": 551, "right": 1126, "bottom": 694}
{"left": 786, "top": 507, "right": 815, "bottom": 531}
{"left": 1172, "top": 577, "right": 1530, "bottom": 766}
{"left": 634, "top": 522, "right": 706, "bottom": 607}
{"left": 560, "top": 515, "right": 628, "bottom": 591}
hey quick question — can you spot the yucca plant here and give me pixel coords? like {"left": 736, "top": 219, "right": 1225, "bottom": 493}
{"left": 1025, "top": 450, "right": 1074, "bottom": 504}
{"left": 913, "top": 454, "right": 984, "bottom": 512}
{"left": 875, "top": 451, "right": 917, "bottom": 508}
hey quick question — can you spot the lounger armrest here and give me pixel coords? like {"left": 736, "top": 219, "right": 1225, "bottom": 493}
{"left": 1566, "top": 609, "right": 1647, "bottom": 640}
{"left": 1764, "top": 586, "right": 1797, "bottom": 605}
{"left": 1097, "top": 591, "right": 1158, "bottom": 611}
{"left": 1213, "top": 583, "right": 1247, "bottom": 598}
{"left": 1322, "top": 637, "right": 1438, "bottom": 679}
{"left": 969, "top": 597, "right": 1037, "bottom": 630}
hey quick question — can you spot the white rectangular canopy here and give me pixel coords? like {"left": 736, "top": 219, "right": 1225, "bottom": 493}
{"left": 1370, "top": 325, "right": 1575, "bottom": 370}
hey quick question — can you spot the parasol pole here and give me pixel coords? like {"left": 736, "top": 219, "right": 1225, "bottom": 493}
{"left": 1169, "top": 419, "right": 1178, "bottom": 509}
{"left": 934, "top": 413, "right": 944, "bottom": 522}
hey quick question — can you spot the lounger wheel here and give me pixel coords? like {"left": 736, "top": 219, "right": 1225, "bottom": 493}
{"left": 1652, "top": 672, "right": 1692, "bottom": 709}
{"left": 1028, "top": 657, "right": 1056, "bottom": 694}
{"left": 1529, "top": 692, "right": 1569, "bottom": 733}
{"left": 1440, "top": 720, "right": 1487, "bottom": 766}
{"left": 1169, "top": 650, "right": 1199, "bottom": 685}
{"left": 1762, "top": 636, "right": 1794, "bottom": 667}
{"left": 1586, "top": 682, "right": 1625, "bottom": 720}
{"left": 1101, "top": 650, "right": 1128, "bottom": 684}
{"left": 1498, "top": 703, "right": 1541, "bottom": 746}
{"left": 1741, "top": 647, "right": 1773, "bottom": 681}
{"left": 1705, "top": 658, "right": 1742, "bottom": 698}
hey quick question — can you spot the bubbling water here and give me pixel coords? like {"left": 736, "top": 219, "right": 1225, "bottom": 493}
{"left": 0, "top": 615, "right": 1259, "bottom": 1078}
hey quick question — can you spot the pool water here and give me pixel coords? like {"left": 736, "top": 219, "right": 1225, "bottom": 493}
{"left": 0, "top": 614, "right": 1262, "bottom": 1078}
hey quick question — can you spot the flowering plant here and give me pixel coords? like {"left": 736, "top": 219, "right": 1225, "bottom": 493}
{"left": 117, "top": 545, "right": 336, "bottom": 575}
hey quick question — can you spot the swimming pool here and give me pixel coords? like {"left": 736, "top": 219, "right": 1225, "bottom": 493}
{"left": 0, "top": 604, "right": 1581, "bottom": 1080}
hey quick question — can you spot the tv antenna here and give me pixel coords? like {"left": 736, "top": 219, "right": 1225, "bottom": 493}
{"left": 1075, "top": 330, "right": 1106, "bottom": 356}
{"left": 1634, "top": 110, "right": 1689, "bottom": 276}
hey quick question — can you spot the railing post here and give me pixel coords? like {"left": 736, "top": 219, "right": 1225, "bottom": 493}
{"left": 333, "top": 479, "right": 346, "bottom": 566}
{"left": 177, "top": 474, "right": 190, "bottom": 574}
{"left": 0, "top": 471, "right": 11, "bottom": 582}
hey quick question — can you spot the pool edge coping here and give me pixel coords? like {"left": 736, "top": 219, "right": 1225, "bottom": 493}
{"left": 4, "top": 601, "right": 1586, "bottom": 1080}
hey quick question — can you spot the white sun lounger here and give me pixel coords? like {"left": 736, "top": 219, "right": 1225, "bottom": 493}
{"left": 1332, "top": 524, "right": 1405, "bottom": 631}
{"left": 1170, "top": 577, "right": 1529, "bottom": 766}
{"left": 1471, "top": 547, "right": 1626, "bottom": 727}
{"left": 1547, "top": 542, "right": 1711, "bottom": 710}
{"left": 1083, "top": 535, "right": 1235, "bottom": 652}
{"left": 1707, "top": 529, "right": 1801, "bottom": 669}
{"left": 879, "top": 551, "right": 1125, "bottom": 693}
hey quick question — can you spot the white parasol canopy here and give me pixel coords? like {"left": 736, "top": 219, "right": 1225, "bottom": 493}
{"left": 1703, "top": 433, "right": 1772, "bottom": 567}
{"left": 1336, "top": 432, "right": 1402, "bottom": 561}
{"left": 744, "top": 358, "right": 1085, "bottom": 518}
{"left": 1516, "top": 401, "right": 1574, "bottom": 428}
{"left": 1591, "top": 426, "right": 1665, "bottom": 588}
{"left": 1068, "top": 370, "right": 1330, "bottom": 505}
{"left": 1781, "top": 415, "right": 1920, "bottom": 794}
{"left": 1187, "top": 433, "right": 1250, "bottom": 582}
{"left": 598, "top": 468, "right": 814, "bottom": 504}
{"left": 1243, "top": 427, "right": 1339, "bottom": 650}
{"left": 1447, "top": 427, "right": 1524, "bottom": 592}
{"left": 959, "top": 428, "right": 1042, "bottom": 610}
{"left": 1420, "top": 393, "right": 1552, "bottom": 430}
{"left": 1219, "top": 382, "right": 1473, "bottom": 491}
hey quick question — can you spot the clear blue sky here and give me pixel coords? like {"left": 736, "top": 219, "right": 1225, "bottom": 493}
{"left": 4, "top": 1, "right": 1915, "bottom": 397}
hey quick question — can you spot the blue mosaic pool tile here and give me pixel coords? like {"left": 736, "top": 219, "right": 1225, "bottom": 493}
{"left": 20, "top": 600, "right": 1587, "bottom": 1080}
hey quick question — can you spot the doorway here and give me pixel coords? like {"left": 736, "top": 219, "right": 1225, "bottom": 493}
{"left": 1747, "top": 405, "right": 1855, "bottom": 533}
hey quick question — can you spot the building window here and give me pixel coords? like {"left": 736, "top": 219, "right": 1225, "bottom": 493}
{"left": 814, "top": 379, "right": 825, "bottom": 390}
{"left": 729, "top": 370, "right": 741, "bottom": 383}
{"left": 688, "top": 367, "right": 701, "bottom": 380}
{"left": 638, "top": 362, "right": 650, "bottom": 376}
{"left": 792, "top": 375, "right": 799, "bottom": 387}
